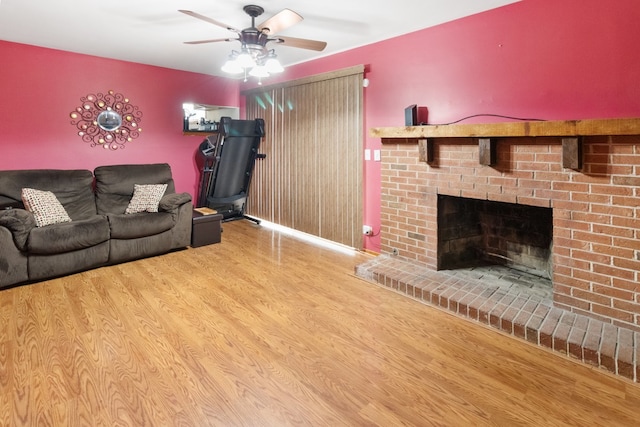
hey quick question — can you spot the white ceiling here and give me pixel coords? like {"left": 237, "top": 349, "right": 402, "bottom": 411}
{"left": 0, "top": 0, "right": 519, "bottom": 77}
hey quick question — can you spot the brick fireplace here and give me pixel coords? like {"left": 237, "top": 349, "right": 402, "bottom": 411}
{"left": 359, "top": 118, "right": 640, "bottom": 381}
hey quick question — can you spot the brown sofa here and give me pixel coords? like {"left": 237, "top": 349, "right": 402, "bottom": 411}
{"left": 0, "top": 163, "right": 192, "bottom": 288}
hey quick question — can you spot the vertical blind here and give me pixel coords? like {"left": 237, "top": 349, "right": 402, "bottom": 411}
{"left": 243, "top": 66, "right": 364, "bottom": 248}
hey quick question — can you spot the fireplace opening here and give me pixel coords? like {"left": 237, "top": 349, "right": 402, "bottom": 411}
{"left": 437, "top": 195, "right": 553, "bottom": 280}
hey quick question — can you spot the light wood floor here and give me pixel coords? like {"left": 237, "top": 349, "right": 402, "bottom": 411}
{"left": 1, "top": 221, "right": 639, "bottom": 426}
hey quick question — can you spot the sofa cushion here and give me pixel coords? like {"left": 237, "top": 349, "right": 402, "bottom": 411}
{"left": 28, "top": 242, "right": 110, "bottom": 282}
{"left": 108, "top": 212, "right": 175, "bottom": 239}
{"left": 158, "top": 192, "right": 192, "bottom": 212}
{"left": 94, "top": 164, "right": 177, "bottom": 214}
{"left": 0, "top": 209, "right": 36, "bottom": 251}
{"left": 27, "top": 215, "right": 110, "bottom": 254}
{"left": 22, "top": 188, "right": 72, "bottom": 227}
{"left": 0, "top": 169, "right": 97, "bottom": 220}
{"left": 125, "top": 184, "right": 167, "bottom": 214}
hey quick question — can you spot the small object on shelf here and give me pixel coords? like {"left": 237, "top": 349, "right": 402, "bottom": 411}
{"left": 193, "top": 206, "right": 218, "bottom": 215}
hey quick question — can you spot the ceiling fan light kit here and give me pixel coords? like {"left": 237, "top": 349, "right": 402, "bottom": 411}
{"left": 180, "top": 4, "right": 326, "bottom": 84}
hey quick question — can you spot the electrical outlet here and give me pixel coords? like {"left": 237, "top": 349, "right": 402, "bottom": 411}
{"left": 362, "top": 225, "right": 373, "bottom": 236}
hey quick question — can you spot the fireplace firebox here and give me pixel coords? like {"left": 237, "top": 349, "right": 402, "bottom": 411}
{"left": 437, "top": 195, "right": 553, "bottom": 280}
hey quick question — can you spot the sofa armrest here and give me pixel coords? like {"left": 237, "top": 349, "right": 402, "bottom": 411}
{"left": 0, "top": 209, "right": 36, "bottom": 251}
{"left": 159, "top": 192, "right": 192, "bottom": 212}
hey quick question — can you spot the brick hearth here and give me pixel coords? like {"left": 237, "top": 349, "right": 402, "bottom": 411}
{"left": 355, "top": 255, "right": 638, "bottom": 382}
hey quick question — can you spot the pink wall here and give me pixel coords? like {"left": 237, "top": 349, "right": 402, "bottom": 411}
{"left": 2, "top": 0, "right": 640, "bottom": 253}
{"left": 242, "top": 0, "right": 640, "bottom": 252}
{"left": 0, "top": 41, "right": 239, "bottom": 197}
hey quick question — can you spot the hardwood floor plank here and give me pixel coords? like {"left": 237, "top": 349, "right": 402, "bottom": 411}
{"left": 1, "top": 220, "right": 639, "bottom": 425}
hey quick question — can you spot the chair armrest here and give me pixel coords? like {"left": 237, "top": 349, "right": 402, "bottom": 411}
{"left": 0, "top": 209, "right": 36, "bottom": 251}
{"left": 158, "top": 192, "right": 192, "bottom": 212}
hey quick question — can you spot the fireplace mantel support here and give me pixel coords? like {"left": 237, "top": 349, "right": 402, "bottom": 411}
{"left": 561, "top": 137, "right": 583, "bottom": 170}
{"left": 478, "top": 138, "right": 497, "bottom": 166}
{"left": 417, "top": 139, "right": 434, "bottom": 164}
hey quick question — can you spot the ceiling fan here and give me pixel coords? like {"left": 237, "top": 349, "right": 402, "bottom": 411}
{"left": 179, "top": 5, "right": 327, "bottom": 52}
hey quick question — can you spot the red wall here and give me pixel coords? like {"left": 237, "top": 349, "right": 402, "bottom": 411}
{"left": 244, "top": 0, "right": 640, "bottom": 252}
{"left": 0, "top": 41, "right": 239, "bottom": 197}
{"left": 2, "top": 0, "right": 640, "bottom": 253}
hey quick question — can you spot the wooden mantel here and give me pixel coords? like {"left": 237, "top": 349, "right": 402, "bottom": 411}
{"left": 371, "top": 117, "right": 640, "bottom": 141}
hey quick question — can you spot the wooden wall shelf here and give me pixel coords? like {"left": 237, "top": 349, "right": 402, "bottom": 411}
{"left": 183, "top": 131, "right": 218, "bottom": 137}
{"left": 371, "top": 117, "right": 640, "bottom": 141}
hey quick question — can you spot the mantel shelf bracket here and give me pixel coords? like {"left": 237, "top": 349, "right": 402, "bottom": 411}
{"left": 418, "top": 139, "right": 435, "bottom": 164}
{"left": 479, "top": 138, "right": 497, "bottom": 166}
{"left": 562, "top": 137, "right": 583, "bottom": 170}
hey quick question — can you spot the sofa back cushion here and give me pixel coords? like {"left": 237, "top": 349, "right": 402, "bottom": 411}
{"left": 0, "top": 169, "right": 97, "bottom": 220}
{"left": 94, "top": 163, "right": 176, "bottom": 214}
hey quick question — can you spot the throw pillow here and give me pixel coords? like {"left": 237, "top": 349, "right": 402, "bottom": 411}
{"left": 125, "top": 184, "right": 168, "bottom": 214}
{"left": 21, "top": 188, "right": 72, "bottom": 227}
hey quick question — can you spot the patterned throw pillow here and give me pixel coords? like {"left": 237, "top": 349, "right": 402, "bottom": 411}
{"left": 125, "top": 184, "right": 168, "bottom": 214}
{"left": 21, "top": 188, "right": 72, "bottom": 227}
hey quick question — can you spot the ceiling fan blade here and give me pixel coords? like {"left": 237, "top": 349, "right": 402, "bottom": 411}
{"left": 178, "top": 9, "right": 240, "bottom": 33}
{"left": 184, "top": 38, "right": 234, "bottom": 45}
{"left": 274, "top": 36, "right": 327, "bottom": 51}
{"left": 258, "top": 9, "right": 302, "bottom": 34}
